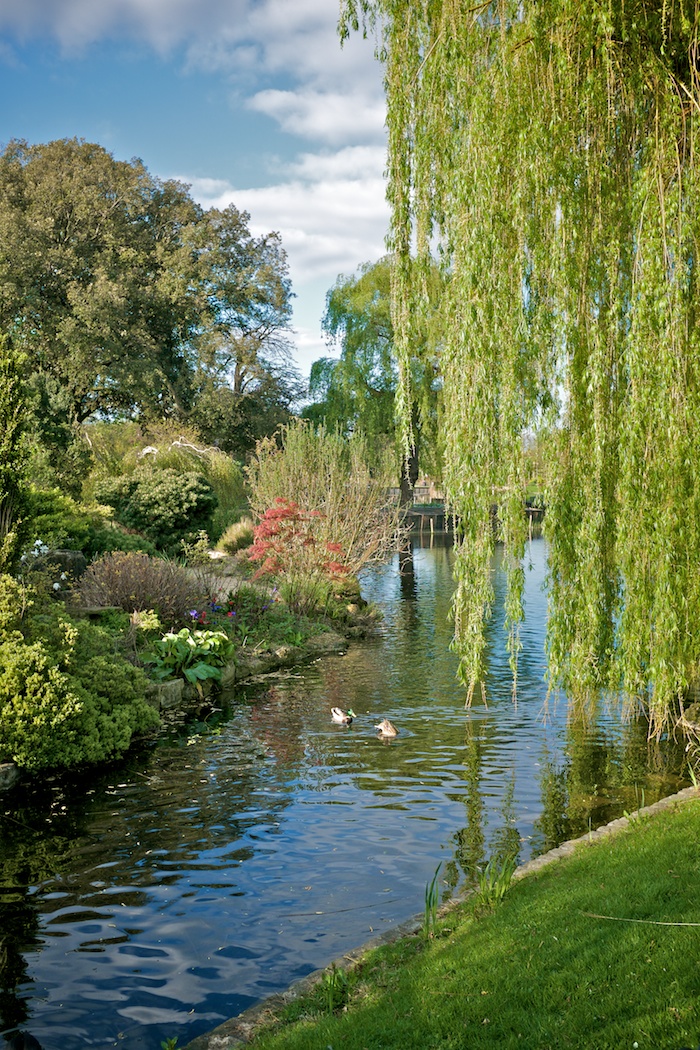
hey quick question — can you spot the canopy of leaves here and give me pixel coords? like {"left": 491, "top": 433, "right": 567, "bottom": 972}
{"left": 0, "top": 138, "right": 298, "bottom": 462}
{"left": 342, "top": 0, "right": 700, "bottom": 727}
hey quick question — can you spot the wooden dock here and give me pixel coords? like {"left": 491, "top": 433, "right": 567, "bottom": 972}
{"left": 404, "top": 503, "right": 545, "bottom": 536}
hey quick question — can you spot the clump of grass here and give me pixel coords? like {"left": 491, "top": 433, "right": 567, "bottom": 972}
{"left": 217, "top": 516, "right": 255, "bottom": 554}
{"left": 476, "top": 854, "right": 517, "bottom": 910}
{"left": 321, "top": 963, "right": 349, "bottom": 1015}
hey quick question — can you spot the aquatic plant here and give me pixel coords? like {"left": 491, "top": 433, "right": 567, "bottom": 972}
{"left": 476, "top": 855, "right": 518, "bottom": 911}
{"left": 423, "top": 862, "right": 442, "bottom": 939}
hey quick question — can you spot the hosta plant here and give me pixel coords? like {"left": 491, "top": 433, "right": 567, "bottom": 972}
{"left": 146, "top": 628, "right": 235, "bottom": 688}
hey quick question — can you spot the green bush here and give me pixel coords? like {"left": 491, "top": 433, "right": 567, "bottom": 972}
{"left": 76, "top": 550, "right": 205, "bottom": 627}
{"left": 25, "top": 486, "right": 91, "bottom": 551}
{"left": 0, "top": 337, "right": 30, "bottom": 573}
{"left": 84, "top": 522, "right": 156, "bottom": 558}
{"left": 0, "top": 574, "right": 159, "bottom": 771}
{"left": 0, "top": 641, "right": 158, "bottom": 771}
{"left": 95, "top": 468, "right": 218, "bottom": 552}
{"left": 83, "top": 420, "right": 247, "bottom": 542}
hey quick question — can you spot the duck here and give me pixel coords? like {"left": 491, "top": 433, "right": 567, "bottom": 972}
{"left": 331, "top": 707, "right": 356, "bottom": 725}
{"left": 375, "top": 718, "right": 398, "bottom": 738}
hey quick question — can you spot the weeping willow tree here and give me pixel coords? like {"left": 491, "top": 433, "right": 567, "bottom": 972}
{"left": 340, "top": 0, "right": 700, "bottom": 729}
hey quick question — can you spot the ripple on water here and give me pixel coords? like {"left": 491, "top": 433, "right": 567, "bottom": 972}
{"left": 0, "top": 538, "right": 689, "bottom": 1050}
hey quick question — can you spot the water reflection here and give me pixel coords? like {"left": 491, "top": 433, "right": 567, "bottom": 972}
{"left": 0, "top": 537, "right": 690, "bottom": 1049}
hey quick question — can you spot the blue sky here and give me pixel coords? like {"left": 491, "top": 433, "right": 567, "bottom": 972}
{"left": 0, "top": 0, "right": 390, "bottom": 379}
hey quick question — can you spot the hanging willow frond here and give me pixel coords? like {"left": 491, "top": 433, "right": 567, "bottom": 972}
{"left": 342, "top": 0, "right": 700, "bottom": 731}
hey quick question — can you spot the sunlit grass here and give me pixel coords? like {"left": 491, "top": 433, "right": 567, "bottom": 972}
{"left": 242, "top": 798, "right": 700, "bottom": 1050}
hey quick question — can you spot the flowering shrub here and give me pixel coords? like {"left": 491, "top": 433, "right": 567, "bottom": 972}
{"left": 249, "top": 498, "right": 350, "bottom": 615}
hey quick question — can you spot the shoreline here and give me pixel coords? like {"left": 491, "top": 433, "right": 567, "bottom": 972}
{"left": 181, "top": 783, "right": 700, "bottom": 1050}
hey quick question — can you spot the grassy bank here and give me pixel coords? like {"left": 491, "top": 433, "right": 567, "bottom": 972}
{"left": 231, "top": 794, "right": 700, "bottom": 1050}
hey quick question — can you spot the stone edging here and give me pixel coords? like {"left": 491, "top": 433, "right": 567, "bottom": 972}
{"left": 181, "top": 783, "right": 700, "bottom": 1050}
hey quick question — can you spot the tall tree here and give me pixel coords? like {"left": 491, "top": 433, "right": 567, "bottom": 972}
{"left": 191, "top": 204, "right": 302, "bottom": 455}
{"left": 342, "top": 1, "right": 700, "bottom": 726}
{"left": 307, "top": 256, "right": 441, "bottom": 498}
{"left": 0, "top": 139, "right": 202, "bottom": 424}
{"left": 0, "top": 138, "right": 297, "bottom": 465}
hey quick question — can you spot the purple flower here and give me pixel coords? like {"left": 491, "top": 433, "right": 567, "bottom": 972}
{"left": 188, "top": 609, "right": 199, "bottom": 619}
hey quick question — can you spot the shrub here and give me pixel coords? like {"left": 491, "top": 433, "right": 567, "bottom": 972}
{"left": 0, "top": 336, "right": 30, "bottom": 572}
{"left": 216, "top": 517, "right": 255, "bottom": 554}
{"left": 246, "top": 421, "right": 403, "bottom": 577}
{"left": 0, "top": 641, "right": 158, "bottom": 771}
{"left": 0, "top": 574, "right": 159, "bottom": 771}
{"left": 84, "top": 522, "right": 156, "bottom": 558}
{"left": 83, "top": 420, "right": 247, "bottom": 541}
{"left": 95, "top": 468, "right": 218, "bottom": 552}
{"left": 25, "top": 486, "right": 91, "bottom": 551}
{"left": 76, "top": 551, "right": 205, "bottom": 627}
{"left": 0, "top": 574, "right": 31, "bottom": 636}
{"left": 249, "top": 498, "right": 351, "bottom": 615}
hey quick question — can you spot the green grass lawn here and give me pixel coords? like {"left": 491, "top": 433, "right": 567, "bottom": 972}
{"left": 240, "top": 796, "right": 700, "bottom": 1050}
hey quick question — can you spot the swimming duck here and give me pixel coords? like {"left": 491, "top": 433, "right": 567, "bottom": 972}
{"left": 375, "top": 718, "right": 398, "bottom": 738}
{"left": 331, "top": 707, "right": 356, "bottom": 725}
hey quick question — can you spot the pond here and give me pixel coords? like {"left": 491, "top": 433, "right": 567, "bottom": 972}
{"left": 0, "top": 536, "right": 690, "bottom": 1049}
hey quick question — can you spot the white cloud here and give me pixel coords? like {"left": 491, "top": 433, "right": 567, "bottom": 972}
{"left": 0, "top": 0, "right": 383, "bottom": 88}
{"left": 183, "top": 147, "right": 389, "bottom": 288}
{"left": 248, "top": 88, "right": 385, "bottom": 145}
{"left": 181, "top": 142, "right": 389, "bottom": 378}
{"left": 0, "top": 0, "right": 246, "bottom": 52}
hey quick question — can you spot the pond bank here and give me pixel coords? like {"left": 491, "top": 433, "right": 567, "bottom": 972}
{"left": 182, "top": 784, "right": 700, "bottom": 1050}
{"left": 0, "top": 624, "right": 355, "bottom": 793}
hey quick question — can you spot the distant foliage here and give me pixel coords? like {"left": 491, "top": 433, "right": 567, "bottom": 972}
{"left": 0, "top": 336, "right": 30, "bottom": 572}
{"left": 0, "top": 574, "right": 158, "bottom": 771}
{"left": 95, "top": 468, "right": 218, "bottom": 552}
{"left": 77, "top": 551, "right": 205, "bottom": 627}
{"left": 246, "top": 421, "right": 403, "bottom": 578}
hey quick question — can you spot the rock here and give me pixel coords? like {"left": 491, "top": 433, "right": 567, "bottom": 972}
{"left": 146, "top": 678, "right": 185, "bottom": 710}
{"left": 305, "top": 632, "right": 346, "bottom": 654}
{"left": 34, "top": 549, "right": 88, "bottom": 578}
{"left": 0, "top": 762, "right": 20, "bottom": 792}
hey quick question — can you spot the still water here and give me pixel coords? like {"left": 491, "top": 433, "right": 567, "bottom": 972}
{"left": 0, "top": 537, "right": 689, "bottom": 1049}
